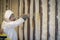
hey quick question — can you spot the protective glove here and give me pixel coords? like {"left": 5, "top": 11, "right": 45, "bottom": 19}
{"left": 22, "top": 14, "right": 30, "bottom": 21}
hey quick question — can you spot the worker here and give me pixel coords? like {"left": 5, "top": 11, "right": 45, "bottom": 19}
{"left": 1, "top": 10, "right": 29, "bottom": 40}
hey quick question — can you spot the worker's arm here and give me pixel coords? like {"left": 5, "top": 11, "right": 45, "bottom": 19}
{"left": 5, "top": 18, "right": 24, "bottom": 28}
{"left": 5, "top": 14, "right": 29, "bottom": 28}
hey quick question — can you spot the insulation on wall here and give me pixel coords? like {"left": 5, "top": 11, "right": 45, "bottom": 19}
{"left": 49, "top": 0, "right": 56, "bottom": 40}
{"left": 19, "top": 0, "right": 24, "bottom": 40}
{"left": 35, "top": 0, "right": 40, "bottom": 40}
{"left": 41, "top": 0, "right": 48, "bottom": 40}
{"left": 24, "top": 0, "right": 28, "bottom": 40}
{"left": 0, "top": 0, "right": 3, "bottom": 27}
{"left": 0, "top": 0, "right": 58, "bottom": 40}
{"left": 30, "top": 0, "right": 34, "bottom": 40}
{"left": 57, "top": 0, "right": 60, "bottom": 40}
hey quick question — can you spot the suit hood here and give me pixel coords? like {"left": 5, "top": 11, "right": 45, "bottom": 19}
{"left": 4, "top": 10, "right": 13, "bottom": 22}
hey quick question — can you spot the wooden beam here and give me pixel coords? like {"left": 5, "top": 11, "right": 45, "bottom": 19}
{"left": 49, "top": 0, "right": 55, "bottom": 40}
{"left": 30, "top": 0, "right": 33, "bottom": 40}
{"left": 10, "top": 0, "right": 12, "bottom": 9}
{"left": 11, "top": 0, "right": 19, "bottom": 39}
{"left": 24, "top": 0, "right": 28, "bottom": 40}
{"left": 3, "top": 0, "right": 6, "bottom": 12}
{"left": 19, "top": 0, "right": 24, "bottom": 40}
{"left": 6, "top": 0, "right": 10, "bottom": 9}
{"left": 0, "top": 0, "right": 2, "bottom": 27}
{"left": 57, "top": 0, "right": 60, "bottom": 40}
{"left": 41, "top": 0, "right": 48, "bottom": 40}
{"left": 1, "top": 0, "right": 3, "bottom": 21}
{"left": 35, "top": 0, "right": 40, "bottom": 40}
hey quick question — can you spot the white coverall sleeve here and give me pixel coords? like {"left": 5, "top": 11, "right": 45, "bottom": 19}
{"left": 5, "top": 18, "right": 24, "bottom": 28}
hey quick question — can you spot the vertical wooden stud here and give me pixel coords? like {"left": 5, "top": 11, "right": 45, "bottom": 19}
{"left": 49, "top": 0, "right": 56, "bottom": 40}
{"left": 35, "top": 0, "right": 40, "bottom": 40}
{"left": 41, "top": 0, "right": 48, "bottom": 40}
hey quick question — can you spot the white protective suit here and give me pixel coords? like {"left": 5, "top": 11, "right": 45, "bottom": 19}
{"left": 1, "top": 10, "right": 24, "bottom": 40}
